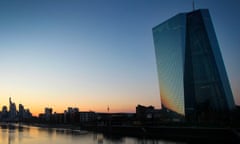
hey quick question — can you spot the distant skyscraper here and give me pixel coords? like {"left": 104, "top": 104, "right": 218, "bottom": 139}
{"left": 9, "top": 97, "right": 17, "bottom": 120}
{"left": 19, "top": 104, "right": 24, "bottom": 120}
{"left": 1, "top": 106, "right": 8, "bottom": 119}
{"left": 152, "top": 9, "right": 235, "bottom": 119}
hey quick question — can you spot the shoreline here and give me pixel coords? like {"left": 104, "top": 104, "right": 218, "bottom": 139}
{"left": 1, "top": 122, "right": 240, "bottom": 143}
{"left": 82, "top": 125, "right": 240, "bottom": 143}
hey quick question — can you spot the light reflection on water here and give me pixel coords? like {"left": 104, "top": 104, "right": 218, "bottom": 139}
{"left": 0, "top": 124, "right": 183, "bottom": 144}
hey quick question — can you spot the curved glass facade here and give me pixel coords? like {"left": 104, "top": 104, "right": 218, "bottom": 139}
{"left": 153, "top": 14, "right": 186, "bottom": 115}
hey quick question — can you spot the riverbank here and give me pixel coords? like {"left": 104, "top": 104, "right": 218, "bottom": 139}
{"left": 0, "top": 122, "right": 89, "bottom": 135}
{"left": 0, "top": 122, "right": 79, "bottom": 130}
{"left": 82, "top": 125, "right": 240, "bottom": 143}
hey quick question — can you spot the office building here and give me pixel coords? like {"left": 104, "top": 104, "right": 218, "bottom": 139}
{"left": 152, "top": 9, "right": 235, "bottom": 119}
{"left": 9, "top": 97, "right": 17, "bottom": 120}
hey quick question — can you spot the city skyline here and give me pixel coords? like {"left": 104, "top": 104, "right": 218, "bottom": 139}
{"left": 0, "top": 0, "right": 240, "bottom": 116}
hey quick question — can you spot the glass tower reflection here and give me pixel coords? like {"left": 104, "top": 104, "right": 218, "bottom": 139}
{"left": 152, "top": 9, "right": 235, "bottom": 118}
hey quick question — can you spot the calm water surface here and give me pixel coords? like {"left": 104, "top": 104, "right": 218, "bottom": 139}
{"left": 0, "top": 124, "right": 183, "bottom": 144}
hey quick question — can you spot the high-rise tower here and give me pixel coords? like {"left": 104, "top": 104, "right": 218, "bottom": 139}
{"left": 152, "top": 9, "right": 235, "bottom": 119}
{"left": 9, "top": 97, "right": 17, "bottom": 120}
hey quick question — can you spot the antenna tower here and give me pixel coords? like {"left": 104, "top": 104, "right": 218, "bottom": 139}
{"left": 192, "top": 0, "right": 195, "bottom": 11}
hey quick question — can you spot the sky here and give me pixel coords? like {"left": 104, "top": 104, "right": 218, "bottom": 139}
{"left": 0, "top": 0, "right": 239, "bottom": 116}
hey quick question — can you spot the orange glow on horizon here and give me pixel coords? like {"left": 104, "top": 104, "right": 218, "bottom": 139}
{"left": 0, "top": 82, "right": 160, "bottom": 116}
{"left": 0, "top": 96, "right": 138, "bottom": 117}
{"left": 30, "top": 106, "right": 136, "bottom": 117}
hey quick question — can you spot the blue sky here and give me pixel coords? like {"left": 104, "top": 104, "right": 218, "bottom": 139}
{"left": 0, "top": 0, "right": 239, "bottom": 115}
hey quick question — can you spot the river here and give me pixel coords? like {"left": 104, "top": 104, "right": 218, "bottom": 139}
{"left": 0, "top": 123, "right": 184, "bottom": 144}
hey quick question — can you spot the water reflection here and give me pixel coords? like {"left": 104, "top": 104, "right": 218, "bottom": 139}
{"left": 0, "top": 123, "right": 184, "bottom": 144}
{"left": 102, "top": 134, "right": 125, "bottom": 144}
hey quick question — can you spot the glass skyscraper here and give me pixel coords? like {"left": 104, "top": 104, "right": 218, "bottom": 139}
{"left": 152, "top": 9, "right": 235, "bottom": 119}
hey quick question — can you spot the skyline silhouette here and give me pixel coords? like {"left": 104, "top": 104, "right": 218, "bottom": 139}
{"left": 0, "top": 0, "right": 239, "bottom": 116}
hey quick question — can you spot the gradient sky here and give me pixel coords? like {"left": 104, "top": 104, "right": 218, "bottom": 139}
{"left": 0, "top": 0, "right": 239, "bottom": 116}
